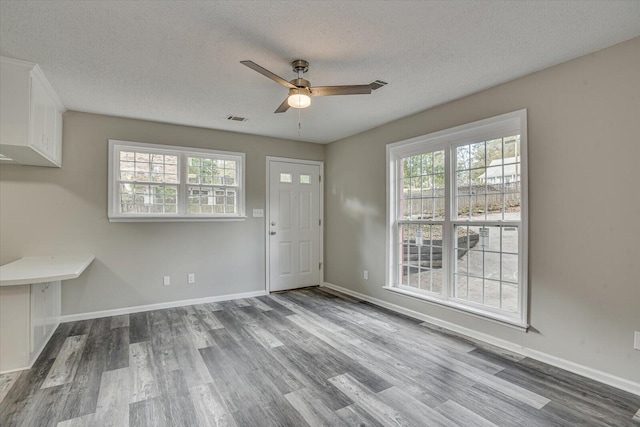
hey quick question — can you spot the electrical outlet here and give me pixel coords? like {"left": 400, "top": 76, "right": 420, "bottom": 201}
{"left": 634, "top": 331, "right": 640, "bottom": 350}
{"left": 363, "top": 270, "right": 368, "bottom": 280}
{"left": 188, "top": 273, "right": 195, "bottom": 284}
{"left": 163, "top": 276, "right": 170, "bottom": 286}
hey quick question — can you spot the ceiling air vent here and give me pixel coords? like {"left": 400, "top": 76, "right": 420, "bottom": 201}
{"left": 370, "top": 80, "right": 388, "bottom": 91}
{"left": 226, "top": 115, "right": 248, "bottom": 122}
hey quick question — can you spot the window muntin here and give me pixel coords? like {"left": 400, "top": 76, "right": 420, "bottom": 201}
{"left": 387, "top": 110, "right": 527, "bottom": 327}
{"left": 109, "top": 140, "right": 245, "bottom": 221}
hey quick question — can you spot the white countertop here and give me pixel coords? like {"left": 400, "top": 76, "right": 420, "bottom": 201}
{"left": 0, "top": 255, "right": 95, "bottom": 286}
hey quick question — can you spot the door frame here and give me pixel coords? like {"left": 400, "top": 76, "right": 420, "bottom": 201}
{"left": 265, "top": 156, "right": 324, "bottom": 293}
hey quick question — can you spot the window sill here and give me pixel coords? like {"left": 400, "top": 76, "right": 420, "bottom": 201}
{"left": 108, "top": 215, "right": 247, "bottom": 223}
{"left": 382, "top": 285, "right": 529, "bottom": 331}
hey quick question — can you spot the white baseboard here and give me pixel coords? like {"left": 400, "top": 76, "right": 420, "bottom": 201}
{"left": 321, "top": 282, "right": 640, "bottom": 397}
{"left": 60, "top": 290, "right": 267, "bottom": 323}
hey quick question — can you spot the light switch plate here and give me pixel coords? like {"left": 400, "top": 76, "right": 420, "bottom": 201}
{"left": 634, "top": 331, "right": 640, "bottom": 350}
{"left": 253, "top": 209, "right": 264, "bottom": 217}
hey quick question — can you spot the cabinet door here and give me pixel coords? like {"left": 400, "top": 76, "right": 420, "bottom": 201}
{"left": 53, "top": 109, "right": 63, "bottom": 164}
{"left": 43, "top": 281, "right": 61, "bottom": 339}
{"left": 30, "top": 283, "right": 46, "bottom": 353}
{"left": 0, "top": 285, "right": 31, "bottom": 372}
{"left": 29, "top": 76, "right": 48, "bottom": 156}
{"left": 44, "top": 103, "right": 57, "bottom": 160}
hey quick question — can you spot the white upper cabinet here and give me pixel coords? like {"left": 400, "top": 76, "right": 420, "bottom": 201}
{"left": 0, "top": 56, "right": 66, "bottom": 167}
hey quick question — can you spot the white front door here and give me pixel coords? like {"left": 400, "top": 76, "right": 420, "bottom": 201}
{"left": 268, "top": 160, "right": 322, "bottom": 292}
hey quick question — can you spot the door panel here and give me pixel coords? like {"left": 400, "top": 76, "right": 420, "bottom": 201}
{"left": 279, "top": 242, "right": 292, "bottom": 275}
{"left": 299, "top": 192, "right": 312, "bottom": 229}
{"left": 299, "top": 241, "right": 312, "bottom": 273}
{"left": 269, "top": 160, "right": 321, "bottom": 292}
{"left": 279, "top": 192, "right": 291, "bottom": 229}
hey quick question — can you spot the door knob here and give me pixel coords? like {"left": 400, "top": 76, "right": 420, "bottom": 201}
{"left": 270, "top": 231, "right": 276, "bottom": 235}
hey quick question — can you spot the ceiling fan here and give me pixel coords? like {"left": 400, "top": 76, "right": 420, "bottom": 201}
{"left": 240, "top": 59, "right": 386, "bottom": 113}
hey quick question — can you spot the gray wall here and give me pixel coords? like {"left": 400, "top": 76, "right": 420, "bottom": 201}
{"left": 324, "top": 37, "right": 640, "bottom": 382}
{"left": 0, "top": 112, "right": 324, "bottom": 315}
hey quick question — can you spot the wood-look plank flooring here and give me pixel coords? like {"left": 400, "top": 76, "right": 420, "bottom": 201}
{"left": 1, "top": 287, "right": 638, "bottom": 426}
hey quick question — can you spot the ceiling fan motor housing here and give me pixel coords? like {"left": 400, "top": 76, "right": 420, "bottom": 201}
{"left": 291, "top": 59, "right": 309, "bottom": 73}
{"left": 290, "top": 78, "right": 310, "bottom": 88}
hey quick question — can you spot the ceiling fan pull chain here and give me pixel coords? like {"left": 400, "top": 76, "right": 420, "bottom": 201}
{"left": 298, "top": 108, "right": 302, "bottom": 137}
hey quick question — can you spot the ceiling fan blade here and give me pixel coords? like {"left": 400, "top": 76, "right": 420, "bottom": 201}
{"left": 240, "top": 60, "right": 296, "bottom": 89}
{"left": 274, "top": 97, "right": 290, "bottom": 113}
{"left": 310, "top": 85, "right": 372, "bottom": 97}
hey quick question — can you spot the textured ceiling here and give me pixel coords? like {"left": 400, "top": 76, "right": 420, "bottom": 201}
{"left": 1, "top": 1, "right": 639, "bottom": 144}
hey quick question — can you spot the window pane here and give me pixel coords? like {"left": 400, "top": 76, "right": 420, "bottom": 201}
{"left": 120, "top": 161, "right": 135, "bottom": 172}
{"left": 502, "top": 282, "right": 518, "bottom": 312}
{"left": 470, "top": 142, "right": 485, "bottom": 169}
{"left": 455, "top": 274, "right": 468, "bottom": 300}
{"left": 503, "top": 135, "right": 521, "bottom": 161}
{"left": 468, "top": 277, "right": 484, "bottom": 304}
{"left": 120, "top": 151, "right": 134, "bottom": 162}
{"left": 486, "top": 138, "right": 502, "bottom": 160}
{"left": 433, "top": 151, "right": 444, "bottom": 174}
{"left": 504, "top": 190, "right": 521, "bottom": 220}
{"left": 432, "top": 198, "right": 445, "bottom": 221}
{"left": 502, "top": 253, "right": 519, "bottom": 283}
{"left": 421, "top": 152, "right": 433, "bottom": 175}
{"left": 501, "top": 226, "right": 519, "bottom": 254}
{"left": 456, "top": 145, "right": 469, "bottom": 170}
{"left": 456, "top": 196, "right": 469, "bottom": 219}
{"left": 300, "top": 174, "right": 311, "bottom": 184}
{"left": 224, "top": 168, "right": 236, "bottom": 185}
{"left": 485, "top": 252, "right": 501, "bottom": 280}
{"left": 135, "top": 162, "right": 150, "bottom": 182}
{"left": 470, "top": 194, "right": 486, "bottom": 220}
{"left": 484, "top": 279, "right": 501, "bottom": 308}
{"left": 457, "top": 170, "right": 469, "bottom": 188}
{"left": 280, "top": 173, "right": 292, "bottom": 183}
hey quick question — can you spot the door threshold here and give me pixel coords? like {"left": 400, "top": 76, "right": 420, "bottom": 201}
{"left": 269, "top": 285, "right": 320, "bottom": 294}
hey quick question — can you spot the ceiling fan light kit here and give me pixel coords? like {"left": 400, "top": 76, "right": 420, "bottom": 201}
{"left": 287, "top": 87, "right": 311, "bottom": 109}
{"left": 241, "top": 59, "right": 383, "bottom": 113}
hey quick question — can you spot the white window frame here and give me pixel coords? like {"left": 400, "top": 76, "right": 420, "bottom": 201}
{"left": 108, "top": 139, "right": 246, "bottom": 222}
{"left": 385, "top": 110, "right": 528, "bottom": 329}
